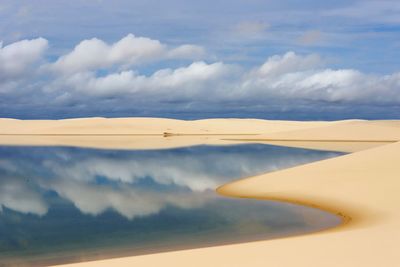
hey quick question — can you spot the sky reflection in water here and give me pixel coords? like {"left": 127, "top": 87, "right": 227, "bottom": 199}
{"left": 0, "top": 144, "right": 343, "bottom": 265}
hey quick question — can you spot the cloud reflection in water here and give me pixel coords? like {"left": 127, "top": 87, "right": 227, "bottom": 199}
{"left": 0, "top": 144, "right": 342, "bottom": 219}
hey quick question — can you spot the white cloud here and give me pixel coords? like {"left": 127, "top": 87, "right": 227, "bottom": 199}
{"left": 0, "top": 37, "right": 48, "bottom": 81}
{"left": 53, "top": 61, "right": 234, "bottom": 97}
{"left": 46, "top": 50, "right": 400, "bottom": 105}
{"left": 241, "top": 52, "right": 400, "bottom": 103}
{"left": 255, "top": 51, "right": 322, "bottom": 77}
{"left": 1, "top": 36, "right": 400, "bottom": 113}
{"left": 51, "top": 34, "right": 206, "bottom": 74}
{"left": 167, "top": 44, "right": 206, "bottom": 59}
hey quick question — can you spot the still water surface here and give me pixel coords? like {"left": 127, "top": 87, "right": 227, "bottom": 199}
{"left": 0, "top": 144, "right": 343, "bottom": 265}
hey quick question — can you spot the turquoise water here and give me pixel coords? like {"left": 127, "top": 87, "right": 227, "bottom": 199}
{"left": 0, "top": 144, "right": 343, "bottom": 266}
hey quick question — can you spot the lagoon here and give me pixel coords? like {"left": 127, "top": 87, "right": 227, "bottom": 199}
{"left": 0, "top": 144, "right": 343, "bottom": 266}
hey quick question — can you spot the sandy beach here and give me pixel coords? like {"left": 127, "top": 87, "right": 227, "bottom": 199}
{"left": 1, "top": 118, "right": 399, "bottom": 266}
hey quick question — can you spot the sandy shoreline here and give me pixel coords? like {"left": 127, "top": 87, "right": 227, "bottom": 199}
{"left": 1, "top": 118, "right": 399, "bottom": 266}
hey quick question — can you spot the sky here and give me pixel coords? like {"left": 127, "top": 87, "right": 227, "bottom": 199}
{"left": 0, "top": 0, "right": 399, "bottom": 120}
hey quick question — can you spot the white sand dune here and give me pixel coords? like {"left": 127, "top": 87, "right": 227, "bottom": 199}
{"left": 0, "top": 118, "right": 374, "bottom": 151}
{"left": 0, "top": 117, "right": 332, "bottom": 135}
{"left": 0, "top": 117, "right": 334, "bottom": 150}
{"left": 0, "top": 118, "right": 399, "bottom": 266}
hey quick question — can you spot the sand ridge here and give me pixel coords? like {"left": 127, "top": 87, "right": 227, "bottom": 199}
{"left": 0, "top": 118, "right": 387, "bottom": 152}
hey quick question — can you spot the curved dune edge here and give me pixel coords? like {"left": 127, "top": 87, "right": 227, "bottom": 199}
{"left": 1, "top": 118, "right": 399, "bottom": 266}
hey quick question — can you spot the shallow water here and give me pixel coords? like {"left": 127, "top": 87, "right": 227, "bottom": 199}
{"left": 0, "top": 144, "right": 343, "bottom": 266}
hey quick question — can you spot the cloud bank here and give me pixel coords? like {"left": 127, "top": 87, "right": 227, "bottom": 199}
{"left": 0, "top": 34, "right": 399, "bottom": 118}
{"left": 51, "top": 34, "right": 205, "bottom": 74}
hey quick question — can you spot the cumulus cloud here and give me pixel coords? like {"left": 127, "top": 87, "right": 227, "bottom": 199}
{"left": 1, "top": 35, "right": 400, "bottom": 118}
{"left": 51, "top": 34, "right": 206, "bottom": 74}
{"left": 167, "top": 44, "right": 206, "bottom": 59}
{"left": 50, "top": 61, "right": 234, "bottom": 97}
{"left": 241, "top": 52, "right": 400, "bottom": 103}
{"left": 254, "top": 51, "right": 322, "bottom": 76}
{"left": 0, "top": 37, "right": 48, "bottom": 82}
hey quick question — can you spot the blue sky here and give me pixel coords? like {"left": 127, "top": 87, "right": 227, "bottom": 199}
{"left": 0, "top": 0, "right": 399, "bottom": 119}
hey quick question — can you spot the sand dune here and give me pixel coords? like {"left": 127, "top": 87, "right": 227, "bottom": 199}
{"left": 250, "top": 120, "right": 400, "bottom": 141}
{"left": 0, "top": 118, "right": 381, "bottom": 152}
{"left": 0, "top": 117, "right": 337, "bottom": 150}
{"left": 0, "top": 118, "right": 399, "bottom": 266}
{"left": 0, "top": 117, "right": 332, "bottom": 135}
{"left": 224, "top": 120, "right": 400, "bottom": 152}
